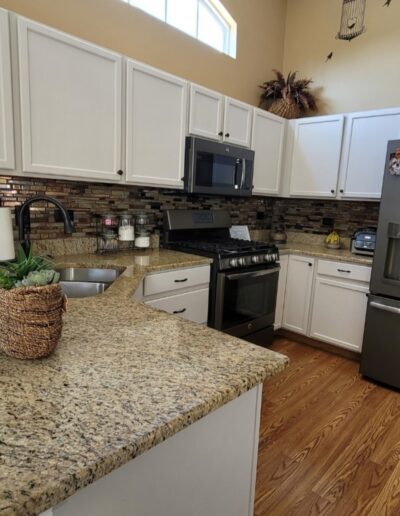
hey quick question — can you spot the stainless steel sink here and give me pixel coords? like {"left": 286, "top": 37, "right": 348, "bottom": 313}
{"left": 57, "top": 268, "right": 120, "bottom": 298}
{"left": 58, "top": 267, "right": 120, "bottom": 283}
{"left": 59, "top": 281, "right": 109, "bottom": 298}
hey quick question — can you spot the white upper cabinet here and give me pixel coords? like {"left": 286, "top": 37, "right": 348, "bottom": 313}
{"left": 18, "top": 17, "right": 123, "bottom": 182}
{"left": 223, "top": 97, "right": 253, "bottom": 148}
{"left": 188, "top": 86, "right": 253, "bottom": 148}
{"left": 0, "top": 9, "right": 15, "bottom": 170}
{"left": 188, "top": 84, "right": 224, "bottom": 141}
{"left": 126, "top": 60, "right": 187, "bottom": 188}
{"left": 288, "top": 115, "right": 344, "bottom": 198}
{"left": 252, "top": 108, "right": 285, "bottom": 196}
{"left": 339, "top": 108, "right": 400, "bottom": 199}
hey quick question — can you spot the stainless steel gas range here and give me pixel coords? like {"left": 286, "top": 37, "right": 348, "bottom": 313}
{"left": 163, "top": 210, "right": 279, "bottom": 347}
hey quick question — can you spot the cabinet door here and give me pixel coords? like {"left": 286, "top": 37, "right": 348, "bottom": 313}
{"left": 126, "top": 60, "right": 187, "bottom": 188}
{"left": 289, "top": 115, "right": 344, "bottom": 197}
{"left": 310, "top": 277, "right": 369, "bottom": 352}
{"left": 188, "top": 83, "right": 223, "bottom": 141}
{"left": 145, "top": 288, "right": 209, "bottom": 324}
{"left": 282, "top": 255, "right": 315, "bottom": 335}
{"left": 274, "top": 255, "right": 288, "bottom": 330}
{"left": 223, "top": 97, "right": 253, "bottom": 148}
{"left": 18, "top": 17, "right": 122, "bottom": 181}
{"left": 0, "top": 9, "right": 14, "bottom": 170}
{"left": 339, "top": 109, "right": 400, "bottom": 199}
{"left": 252, "top": 109, "right": 285, "bottom": 195}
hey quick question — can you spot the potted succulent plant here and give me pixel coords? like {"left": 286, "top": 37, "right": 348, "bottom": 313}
{"left": 0, "top": 246, "right": 65, "bottom": 359}
{"left": 259, "top": 70, "right": 317, "bottom": 119}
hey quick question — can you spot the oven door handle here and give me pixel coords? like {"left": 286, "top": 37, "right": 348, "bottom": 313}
{"left": 370, "top": 301, "right": 400, "bottom": 315}
{"left": 226, "top": 266, "right": 280, "bottom": 281}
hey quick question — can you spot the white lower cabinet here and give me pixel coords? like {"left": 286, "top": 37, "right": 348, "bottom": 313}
{"left": 274, "top": 255, "right": 288, "bottom": 330}
{"left": 279, "top": 255, "right": 371, "bottom": 353}
{"left": 146, "top": 288, "right": 209, "bottom": 324}
{"left": 310, "top": 276, "right": 369, "bottom": 352}
{"left": 282, "top": 255, "right": 315, "bottom": 335}
{"left": 140, "top": 265, "right": 210, "bottom": 324}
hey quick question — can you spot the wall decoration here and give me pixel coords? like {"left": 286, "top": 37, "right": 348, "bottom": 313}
{"left": 259, "top": 70, "right": 317, "bottom": 119}
{"left": 388, "top": 149, "right": 400, "bottom": 176}
{"left": 337, "top": 0, "right": 367, "bottom": 41}
{"left": 325, "top": 51, "right": 334, "bottom": 62}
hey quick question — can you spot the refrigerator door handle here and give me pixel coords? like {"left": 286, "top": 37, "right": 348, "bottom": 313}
{"left": 370, "top": 301, "right": 400, "bottom": 315}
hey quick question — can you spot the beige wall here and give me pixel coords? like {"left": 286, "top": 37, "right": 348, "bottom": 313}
{"left": 0, "top": 0, "right": 287, "bottom": 107}
{"left": 283, "top": 0, "right": 400, "bottom": 114}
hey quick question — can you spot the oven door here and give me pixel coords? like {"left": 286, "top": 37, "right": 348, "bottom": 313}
{"left": 214, "top": 266, "right": 279, "bottom": 337}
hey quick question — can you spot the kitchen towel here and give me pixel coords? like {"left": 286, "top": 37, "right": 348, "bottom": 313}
{"left": 0, "top": 207, "right": 15, "bottom": 260}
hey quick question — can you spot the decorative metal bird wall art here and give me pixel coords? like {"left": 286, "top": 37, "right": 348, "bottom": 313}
{"left": 325, "top": 0, "right": 394, "bottom": 62}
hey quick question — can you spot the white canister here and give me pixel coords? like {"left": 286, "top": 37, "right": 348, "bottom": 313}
{"left": 0, "top": 207, "right": 15, "bottom": 260}
{"left": 135, "top": 235, "right": 150, "bottom": 248}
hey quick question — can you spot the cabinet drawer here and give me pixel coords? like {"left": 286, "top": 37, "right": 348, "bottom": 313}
{"left": 145, "top": 288, "right": 209, "bottom": 324}
{"left": 317, "top": 260, "right": 371, "bottom": 283}
{"left": 143, "top": 265, "right": 210, "bottom": 297}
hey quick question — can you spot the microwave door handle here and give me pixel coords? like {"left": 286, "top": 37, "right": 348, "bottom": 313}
{"left": 240, "top": 159, "right": 246, "bottom": 189}
{"left": 234, "top": 160, "right": 240, "bottom": 189}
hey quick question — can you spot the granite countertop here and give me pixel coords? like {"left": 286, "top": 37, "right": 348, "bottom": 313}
{"left": 277, "top": 242, "right": 373, "bottom": 266}
{"left": 0, "top": 249, "right": 289, "bottom": 516}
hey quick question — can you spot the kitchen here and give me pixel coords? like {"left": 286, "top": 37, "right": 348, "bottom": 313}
{"left": 0, "top": 0, "right": 399, "bottom": 515}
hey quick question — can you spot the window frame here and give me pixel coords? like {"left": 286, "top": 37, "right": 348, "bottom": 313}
{"left": 124, "top": 0, "right": 237, "bottom": 58}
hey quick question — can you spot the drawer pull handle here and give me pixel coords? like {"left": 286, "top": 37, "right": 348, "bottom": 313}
{"left": 173, "top": 308, "right": 187, "bottom": 314}
{"left": 174, "top": 278, "right": 188, "bottom": 283}
{"left": 337, "top": 269, "right": 352, "bottom": 273}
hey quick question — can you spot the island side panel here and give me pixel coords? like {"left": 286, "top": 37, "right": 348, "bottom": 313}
{"left": 46, "top": 385, "right": 262, "bottom": 516}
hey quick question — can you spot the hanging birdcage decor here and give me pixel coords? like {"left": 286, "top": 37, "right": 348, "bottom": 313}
{"left": 337, "top": 0, "right": 366, "bottom": 41}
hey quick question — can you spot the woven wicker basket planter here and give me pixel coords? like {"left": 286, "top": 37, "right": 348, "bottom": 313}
{"left": 0, "top": 284, "right": 65, "bottom": 359}
{"left": 268, "top": 98, "right": 302, "bottom": 119}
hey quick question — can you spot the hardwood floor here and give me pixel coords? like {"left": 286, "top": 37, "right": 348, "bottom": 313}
{"left": 255, "top": 338, "right": 400, "bottom": 516}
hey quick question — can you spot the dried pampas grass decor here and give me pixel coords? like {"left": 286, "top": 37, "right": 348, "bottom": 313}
{"left": 259, "top": 70, "right": 318, "bottom": 119}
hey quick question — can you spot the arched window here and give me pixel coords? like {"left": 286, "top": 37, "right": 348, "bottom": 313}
{"left": 123, "top": 0, "right": 237, "bottom": 58}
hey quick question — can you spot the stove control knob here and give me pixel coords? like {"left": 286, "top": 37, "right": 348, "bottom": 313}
{"left": 238, "top": 257, "right": 246, "bottom": 266}
{"left": 251, "top": 255, "right": 259, "bottom": 264}
{"left": 229, "top": 258, "right": 238, "bottom": 268}
{"left": 264, "top": 254, "right": 271, "bottom": 262}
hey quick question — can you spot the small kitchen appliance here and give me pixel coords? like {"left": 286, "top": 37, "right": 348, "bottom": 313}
{"left": 163, "top": 210, "right": 279, "bottom": 346}
{"left": 350, "top": 227, "right": 377, "bottom": 256}
{"left": 183, "top": 137, "right": 254, "bottom": 197}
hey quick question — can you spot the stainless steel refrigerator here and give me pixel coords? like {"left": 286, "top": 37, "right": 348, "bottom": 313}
{"left": 360, "top": 140, "right": 400, "bottom": 388}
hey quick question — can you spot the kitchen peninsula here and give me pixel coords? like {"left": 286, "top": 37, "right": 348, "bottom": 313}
{"left": 0, "top": 249, "right": 288, "bottom": 516}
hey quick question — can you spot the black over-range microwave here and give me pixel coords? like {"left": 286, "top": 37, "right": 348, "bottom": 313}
{"left": 183, "top": 136, "right": 255, "bottom": 196}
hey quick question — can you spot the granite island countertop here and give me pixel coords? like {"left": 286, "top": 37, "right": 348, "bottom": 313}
{"left": 0, "top": 249, "right": 288, "bottom": 516}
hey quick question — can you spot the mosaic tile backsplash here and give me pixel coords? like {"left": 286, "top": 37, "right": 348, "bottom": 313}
{"left": 0, "top": 176, "right": 380, "bottom": 242}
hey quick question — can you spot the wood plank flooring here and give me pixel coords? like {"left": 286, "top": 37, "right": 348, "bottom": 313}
{"left": 255, "top": 338, "right": 400, "bottom": 516}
